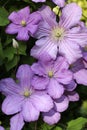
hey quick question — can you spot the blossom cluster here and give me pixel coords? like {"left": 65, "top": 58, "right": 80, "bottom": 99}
{"left": 0, "top": 0, "right": 87, "bottom": 129}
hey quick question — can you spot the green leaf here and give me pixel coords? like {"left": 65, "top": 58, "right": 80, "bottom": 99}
{"left": 18, "top": 42, "right": 26, "bottom": 55}
{"left": 0, "top": 7, "right": 9, "bottom": 26}
{"left": 5, "top": 55, "right": 20, "bottom": 71}
{"left": 53, "top": 127, "right": 62, "bottom": 130}
{"left": 67, "top": 117, "right": 87, "bottom": 130}
{"left": 0, "top": 43, "right": 4, "bottom": 59}
{"left": 4, "top": 47, "right": 15, "bottom": 61}
{"left": 40, "top": 123, "right": 54, "bottom": 130}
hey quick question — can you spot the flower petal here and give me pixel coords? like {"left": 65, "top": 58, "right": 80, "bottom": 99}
{"left": 30, "top": 93, "right": 53, "bottom": 112}
{"left": 6, "top": 23, "right": 21, "bottom": 34}
{"left": 59, "top": 3, "right": 82, "bottom": 29}
{"left": 16, "top": 28, "right": 29, "bottom": 41}
{"left": 43, "top": 109, "right": 61, "bottom": 125}
{"left": 31, "top": 76, "right": 49, "bottom": 90}
{"left": 74, "top": 69, "right": 87, "bottom": 85}
{"left": 67, "top": 91, "right": 79, "bottom": 101}
{"left": 0, "top": 126, "right": 5, "bottom": 130}
{"left": 2, "top": 95, "right": 24, "bottom": 115}
{"left": 52, "top": 0, "right": 65, "bottom": 7}
{"left": 22, "top": 100, "right": 40, "bottom": 122}
{"left": 59, "top": 39, "right": 82, "bottom": 64}
{"left": 47, "top": 79, "right": 64, "bottom": 99}
{"left": 10, "top": 113, "right": 25, "bottom": 130}
{"left": 65, "top": 80, "right": 77, "bottom": 91}
{"left": 31, "top": 38, "right": 58, "bottom": 60}
{"left": 54, "top": 96, "right": 69, "bottom": 112}
{"left": 0, "top": 78, "right": 20, "bottom": 96}
{"left": 16, "top": 65, "right": 33, "bottom": 89}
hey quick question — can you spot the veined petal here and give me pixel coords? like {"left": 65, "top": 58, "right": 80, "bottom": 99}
{"left": 30, "top": 93, "right": 53, "bottom": 112}
{"left": 32, "top": 0, "right": 46, "bottom": 2}
{"left": 22, "top": 100, "right": 40, "bottom": 122}
{"left": 59, "top": 3, "right": 82, "bottom": 29}
{"left": 65, "top": 80, "right": 77, "bottom": 91}
{"left": 52, "top": 0, "right": 65, "bottom": 7}
{"left": 10, "top": 113, "right": 25, "bottom": 130}
{"left": 0, "top": 78, "right": 20, "bottom": 96}
{"left": 2, "top": 95, "right": 24, "bottom": 115}
{"left": 59, "top": 39, "right": 82, "bottom": 64}
{"left": 16, "top": 28, "right": 29, "bottom": 41}
{"left": 74, "top": 69, "right": 87, "bottom": 85}
{"left": 66, "top": 91, "right": 79, "bottom": 101}
{"left": 43, "top": 109, "right": 61, "bottom": 125}
{"left": 47, "top": 79, "right": 64, "bottom": 99}
{"left": 66, "top": 31, "right": 87, "bottom": 47}
{"left": 54, "top": 96, "right": 69, "bottom": 112}
{"left": 17, "top": 7, "right": 30, "bottom": 22}
{"left": 6, "top": 23, "right": 21, "bottom": 34}
{"left": 31, "top": 76, "right": 49, "bottom": 90}
{"left": 31, "top": 38, "right": 58, "bottom": 60}
{"left": 53, "top": 56, "right": 69, "bottom": 73}
{"left": 16, "top": 65, "right": 33, "bottom": 89}
{"left": 56, "top": 70, "right": 72, "bottom": 85}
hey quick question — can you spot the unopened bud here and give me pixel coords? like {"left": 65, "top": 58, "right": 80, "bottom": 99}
{"left": 12, "top": 39, "right": 19, "bottom": 49}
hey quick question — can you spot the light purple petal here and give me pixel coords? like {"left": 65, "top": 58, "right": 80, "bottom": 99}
{"left": 47, "top": 79, "right": 64, "bottom": 99}
{"left": 27, "top": 24, "right": 38, "bottom": 35}
{"left": 52, "top": 0, "right": 65, "bottom": 7}
{"left": 38, "top": 6, "right": 57, "bottom": 27}
{"left": 31, "top": 38, "right": 58, "bottom": 60}
{"left": 65, "top": 80, "right": 77, "bottom": 91}
{"left": 17, "top": 7, "right": 30, "bottom": 22}
{"left": 0, "top": 126, "right": 5, "bottom": 130}
{"left": 59, "top": 3, "right": 82, "bottom": 29}
{"left": 22, "top": 100, "right": 40, "bottom": 122}
{"left": 30, "top": 93, "right": 53, "bottom": 112}
{"left": 54, "top": 96, "right": 69, "bottom": 112}
{"left": 2, "top": 95, "right": 24, "bottom": 115}
{"left": 16, "top": 65, "right": 33, "bottom": 89}
{"left": 67, "top": 91, "right": 79, "bottom": 101}
{"left": 43, "top": 109, "right": 61, "bottom": 125}
{"left": 0, "top": 78, "right": 20, "bottom": 96}
{"left": 31, "top": 62, "right": 46, "bottom": 76}
{"left": 10, "top": 113, "right": 25, "bottom": 130}
{"left": 74, "top": 69, "right": 87, "bottom": 85}
{"left": 56, "top": 70, "right": 72, "bottom": 85}
{"left": 31, "top": 76, "right": 49, "bottom": 90}
{"left": 67, "top": 31, "right": 87, "bottom": 47}
{"left": 16, "top": 28, "right": 29, "bottom": 41}
{"left": 53, "top": 57, "right": 69, "bottom": 73}
{"left": 59, "top": 39, "right": 82, "bottom": 64}
{"left": 6, "top": 23, "right": 21, "bottom": 34}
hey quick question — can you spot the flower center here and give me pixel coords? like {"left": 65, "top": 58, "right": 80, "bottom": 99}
{"left": 48, "top": 71, "right": 54, "bottom": 78}
{"left": 23, "top": 90, "right": 31, "bottom": 97}
{"left": 21, "top": 20, "right": 26, "bottom": 27}
{"left": 51, "top": 26, "right": 64, "bottom": 41}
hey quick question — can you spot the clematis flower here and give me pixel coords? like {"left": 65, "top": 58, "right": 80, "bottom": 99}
{"left": 0, "top": 65, "right": 53, "bottom": 125}
{"left": 31, "top": 56, "right": 73, "bottom": 99}
{"left": 6, "top": 7, "right": 42, "bottom": 41}
{"left": 31, "top": 4, "right": 87, "bottom": 64}
{"left": 32, "top": 0, "right": 66, "bottom": 7}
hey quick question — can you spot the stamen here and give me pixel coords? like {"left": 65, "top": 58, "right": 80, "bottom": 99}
{"left": 21, "top": 20, "right": 26, "bottom": 27}
{"left": 48, "top": 71, "right": 54, "bottom": 78}
{"left": 24, "top": 90, "right": 30, "bottom": 97}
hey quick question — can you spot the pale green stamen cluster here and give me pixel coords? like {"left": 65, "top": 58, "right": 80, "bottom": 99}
{"left": 84, "top": 45, "right": 87, "bottom": 51}
{"left": 23, "top": 89, "right": 32, "bottom": 97}
{"left": 51, "top": 27, "right": 64, "bottom": 41}
{"left": 21, "top": 20, "right": 26, "bottom": 27}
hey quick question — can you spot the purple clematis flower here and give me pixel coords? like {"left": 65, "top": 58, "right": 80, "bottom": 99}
{"left": 32, "top": 0, "right": 66, "bottom": 7}
{"left": 0, "top": 65, "right": 53, "bottom": 124}
{"left": 31, "top": 56, "right": 73, "bottom": 99}
{"left": 31, "top": 4, "right": 87, "bottom": 64}
{"left": 6, "top": 7, "right": 42, "bottom": 41}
